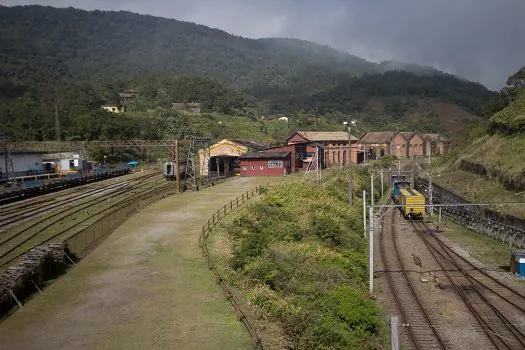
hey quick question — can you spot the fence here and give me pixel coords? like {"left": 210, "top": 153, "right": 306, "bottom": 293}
{"left": 66, "top": 176, "right": 228, "bottom": 257}
{"left": 199, "top": 184, "right": 268, "bottom": 350}
{"left": 415, "top": 178, "right": 525, "bottom": 248}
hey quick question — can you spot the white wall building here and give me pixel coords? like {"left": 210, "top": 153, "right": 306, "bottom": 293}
{"left": 0, "top": 151, "right": 44, "bottom": 178}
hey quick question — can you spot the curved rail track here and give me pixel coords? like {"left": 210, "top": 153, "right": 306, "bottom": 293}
{"left": 379, "top": 205, "right": 448, "bottom": 349}
{"left": 0, "top": 172, "right": 161, "bottom": 229}
{"left": 410, "top": 220, "right": 525, "bottom": 350}
{"left": 0, "top": 173, "right": 168, "bottom": 269}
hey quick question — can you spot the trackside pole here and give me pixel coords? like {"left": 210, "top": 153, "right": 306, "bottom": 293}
{"left": 363, "top": 190, "right": 367, "bottom": 238}
{"left": 391, "top": 316, "right": 399, "bottom": 350}
{"left": 369, "top": 205, "right": 374, "bottom": 293}
{"left": 381, "top": 169, "right": 384, "bottom": 197}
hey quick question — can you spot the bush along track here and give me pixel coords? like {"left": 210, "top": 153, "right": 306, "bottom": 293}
{"left": 209, "top": 173, "right": 386, "bottom": 350}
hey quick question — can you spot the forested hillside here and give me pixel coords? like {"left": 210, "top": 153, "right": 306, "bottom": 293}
{"left": 452, "top": 66, "right": 525, "bottom": 190}
{"left": 0, "top": 5, "right": 373, "bottom": 93}
{"left": 0, "top": 5, "right": 497, "bottom": 142}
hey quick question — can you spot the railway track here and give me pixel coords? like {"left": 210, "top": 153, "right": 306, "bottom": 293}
{"left": 0, "top": 172, "right": 161, "bottom": 229}
{"left": 0, "top": 171, "right": 160, "bottom": 215}
{"left": 0, "top": 173, "right": 168, "bottom": 269}
{"left": 379, "top": 205, "right": 448, "bottom": 349}
{"left": 410, "top": 220, "right": 525, "bottom": 350}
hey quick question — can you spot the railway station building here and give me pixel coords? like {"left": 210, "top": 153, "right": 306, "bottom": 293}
{"left": 198, "top": 139, "right": 265, "bottom": 178}
{"left": 238, "top": 142, "right": 325, "bottom": 177}
{"left": 287, "top": 131, "right": 359, "bottom": 167}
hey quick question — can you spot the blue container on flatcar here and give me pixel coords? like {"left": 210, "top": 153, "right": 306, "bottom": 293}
{"left": 22, "top": 180, "right": 44, "bottom": 189}
{"left": 94, "top": 167, "right": 109, "bottom": 175}
{"left": 392, "top": 181, "right": 411, "bottom": 203}
{"left": 65, "top": 173, "right": 82, "bottom": 179}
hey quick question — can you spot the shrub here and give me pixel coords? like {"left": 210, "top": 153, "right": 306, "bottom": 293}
{"left": 222, "top": 171, "right": 385, "bottom": 348}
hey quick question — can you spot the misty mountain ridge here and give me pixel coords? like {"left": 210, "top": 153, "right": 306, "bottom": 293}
{"left": 0, "top": 4, "right": 495, "bottom": 136}
{"left": 0, "top": 5, "right": 486, "bottom": 89}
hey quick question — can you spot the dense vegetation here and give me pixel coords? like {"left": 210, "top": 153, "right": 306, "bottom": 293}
{"left": 0, "top": 5, "right": 496, "bottom": 143}
{"left": 212, "top": 171, "right": 385, "bottom": 349}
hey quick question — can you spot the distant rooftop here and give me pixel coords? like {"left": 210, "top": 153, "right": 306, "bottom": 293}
{"left": 359, "top": 132, "right": 397, "bottom": 144}
{"left": 230, "top": 139, "right": 266, "bottom": 150}
{"left": 292, "top": 131, "right": 358, "bottom": 142}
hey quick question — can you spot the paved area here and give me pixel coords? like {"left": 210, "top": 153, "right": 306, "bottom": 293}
{"left": 0, "top": 177, "right": 275, "bottom": 350}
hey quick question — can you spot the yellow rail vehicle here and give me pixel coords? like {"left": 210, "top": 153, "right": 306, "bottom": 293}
{"left": 399, "top": 188, "right": 425, "bottom": 219}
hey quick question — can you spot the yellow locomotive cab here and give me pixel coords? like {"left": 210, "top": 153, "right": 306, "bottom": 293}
{"left": 399, "top": 188, "right": 425, "bottom": 219}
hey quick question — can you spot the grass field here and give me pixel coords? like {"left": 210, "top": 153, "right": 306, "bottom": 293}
{"left": 434, "top": 169, "right": 525, "bottom": 219}
{"left": 0, "top": 176, "right": 288, "bottom": 350}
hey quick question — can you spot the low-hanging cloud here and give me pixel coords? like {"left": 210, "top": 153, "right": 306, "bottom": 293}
{"left": 2, "top": 0, "right": 525, "bottom": 90}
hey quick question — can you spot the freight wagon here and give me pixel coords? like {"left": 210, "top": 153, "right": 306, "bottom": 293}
{"left": 399, "top": 188, "right": 425, "bottom": 219}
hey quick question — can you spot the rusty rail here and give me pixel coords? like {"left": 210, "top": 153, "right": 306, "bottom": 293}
{"left": 199, "top": 184, "right": 268, "bottom": 350}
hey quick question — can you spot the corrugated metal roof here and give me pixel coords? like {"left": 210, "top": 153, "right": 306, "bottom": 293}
{"left": 295, "top": 131, "right": 358, "bottom": 142}
{"left": 239, "top": 152, "right": 290, "bottom": 159}
{"left": 359, "top": 132, "right": 396, "bottom": 144}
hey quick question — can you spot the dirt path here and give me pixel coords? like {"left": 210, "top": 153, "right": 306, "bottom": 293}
{"left": 0, "top": 177, "right": 277, "bottom": 350}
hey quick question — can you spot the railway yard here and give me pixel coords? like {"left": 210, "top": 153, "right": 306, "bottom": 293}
{"left": 0, "top": 166, "right": 523, "bottom": 350}
{"left": 0, "top": 170, "right": 174, "bottom": 314}
{"left": 377, "top": 201, "right": 525, "bottom": 349}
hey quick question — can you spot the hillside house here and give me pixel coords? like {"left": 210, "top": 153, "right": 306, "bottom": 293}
{"left": 119, "top": 89, "right": 138, "bottom": 104}
{"left": 101, "top": 105, "right": 122, "bottom": 113}
{"left": 172, "top": 102, "right": 201, "bottom": 113}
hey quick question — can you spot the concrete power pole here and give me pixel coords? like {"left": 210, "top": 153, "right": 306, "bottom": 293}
{"left": 346, "top": 121, "right": 356, "bottom": 206}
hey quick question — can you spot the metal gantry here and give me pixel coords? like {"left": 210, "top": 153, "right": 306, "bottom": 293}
{"left": 183, "top": 136, "right": 211, "bottom": 192}
{"left": 303, "top": 145, "right": 322, "bottom": 185}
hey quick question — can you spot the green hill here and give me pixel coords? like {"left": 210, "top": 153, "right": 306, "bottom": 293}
{"left": 0, "top": 5, "right": 496, "bottom": 142}
{"left": 0, "top": 5, "right": 374, "bottom": 94}
{"left": 448, "top": 67, "right": 525, "bottom": 192}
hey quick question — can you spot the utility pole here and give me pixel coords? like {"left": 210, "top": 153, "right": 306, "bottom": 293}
{"left": 428, "top": 152, "right": 433, "bottom": 217}
{"left": 363, "top": 190, "right": 367, "bottom": 238}
{"left": 396, "top": 145, "right": 401, "bottom": 174}
{"left": 380, "top": 169, "right": 384, "bottom": 197}
{"left": 371, "top": 172, "right": 374, "bottom": 208}
{"left": 344, "top": 120, "right": 357, "bottom": 206}
{"left": 369, "top": 205, "right": 374, "bottom": 293}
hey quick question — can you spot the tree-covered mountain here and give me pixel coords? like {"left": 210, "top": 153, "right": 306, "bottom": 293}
{"left": 0, "top": 5, "right": 374, "bottom": 94}
{"left": 0, "top": 5, "right": 498, "bottom": 142}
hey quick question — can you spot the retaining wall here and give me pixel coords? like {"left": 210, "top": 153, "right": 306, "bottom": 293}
{"left": 415, "top": 178, "right": 525, "bottom": 248}
{"left": 458, "top": 159, "right": 525, "bottom": 192}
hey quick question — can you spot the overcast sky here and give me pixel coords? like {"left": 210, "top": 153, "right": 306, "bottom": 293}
{"left": 2, "top": 0, "right": 525, "bottom": 90}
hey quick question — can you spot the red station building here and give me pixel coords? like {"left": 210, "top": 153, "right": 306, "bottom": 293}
{"left": 238, "top": 143, "right": 324, "bottom": 177}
